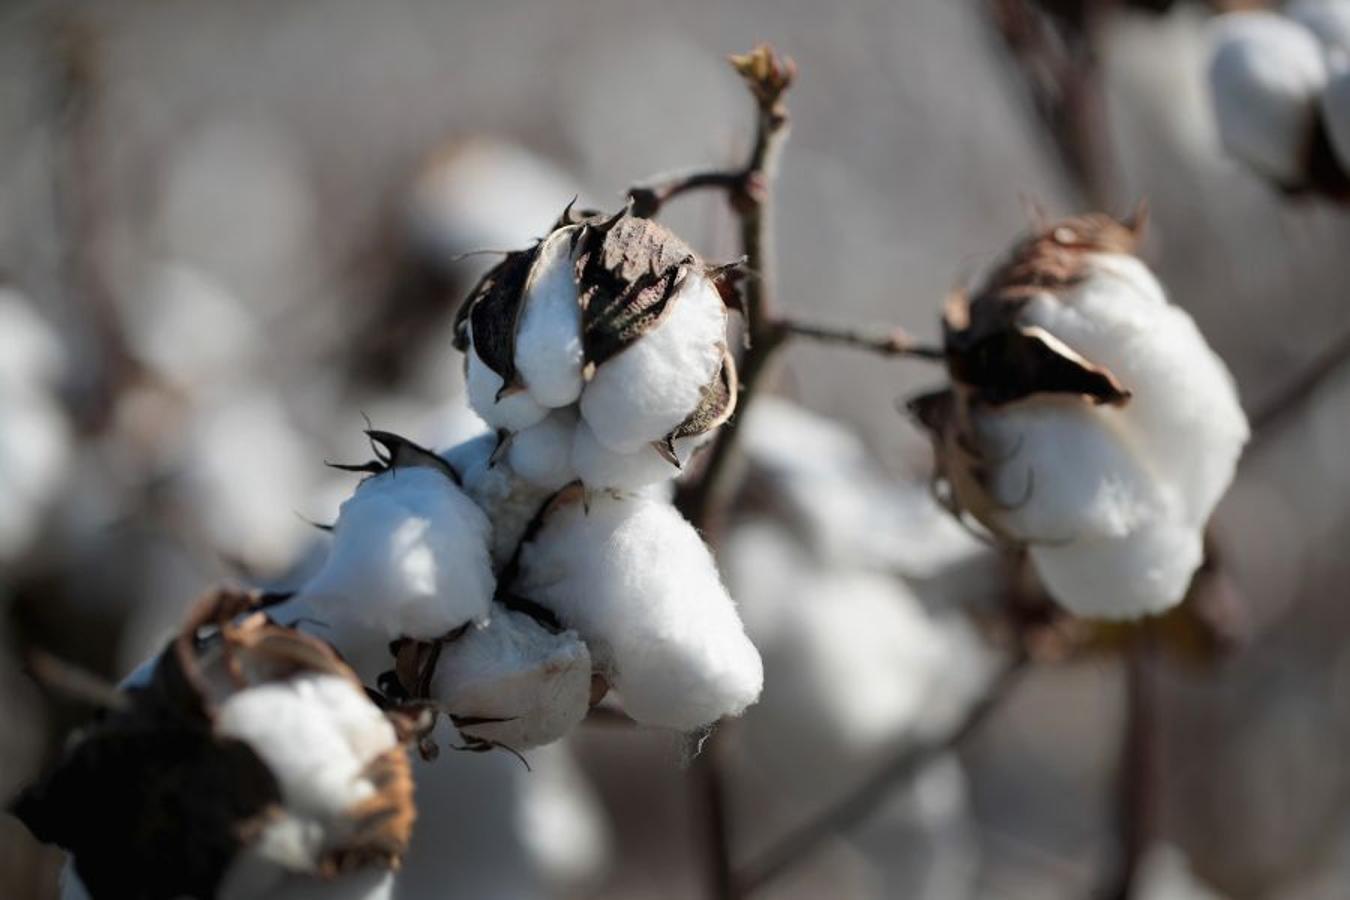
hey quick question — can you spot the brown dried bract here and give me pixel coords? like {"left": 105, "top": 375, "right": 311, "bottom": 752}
{"left": 453, "top": 245, "right": 539, "bottom": 394}
{"left": 574, "top": 212, "right": 699, "bottom": 370}
{"left": 654, "top": 347, "right": 738, "bottom": 465}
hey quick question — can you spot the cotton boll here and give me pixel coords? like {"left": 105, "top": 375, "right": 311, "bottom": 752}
{"left": 507, "top": 408, "right": 579, "bottom": 491}
{"left": 516, "top": 493, "right": 762, "bottom": 730}
{"left": 300, "top": 467, "right": 495, "bottom": 641}
{"left": 571, "top": 418, "right": 701, "bottom": 491}
{"left": 0, "top": 288, "right": 66, "bottom": 386}
{"left": 1021, "top": 255, "right": 1250, "bottom": 525}
{"left": 1029, "top": 521, "right": 1203, "bottom": 620}
{"left": 224, "top": 869, "right": 394, "bottom": 900}
{"left": 446, "top": 433, "right": 556, "bottom": 568}
{"left": 1207, "top": 12, "right": 1328, "bottom": 184}
{"left": 514, "top": 227, "right": 585, "bottom": 408}
{"left": 431, "top": 608, "right": 591, "bottom": 749}
{"left": 1322, "top": 68, "right": 1350, "bottom": 173}
{"left": 465, "top": 323, "right": 549, "bottom": 432}
{"left": 517, "top": 744, "right": 612, "bottom": 891}
{"left": 579, "top": 274, "right": 726, "bottom": 453}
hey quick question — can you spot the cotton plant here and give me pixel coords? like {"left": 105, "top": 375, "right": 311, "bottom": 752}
{"left": 18, "top": 590, "right": 416, "bottom": 900}
{"left": 1206, "top": 0, "right": 1350, "bottom": 198}
{"left": 909, "top": 212, "right": 1248, "bottom": 619}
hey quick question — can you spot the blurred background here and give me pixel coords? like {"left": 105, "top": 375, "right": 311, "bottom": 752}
{"left": 3, "top": 0, "right": 1350, "bottom": 898}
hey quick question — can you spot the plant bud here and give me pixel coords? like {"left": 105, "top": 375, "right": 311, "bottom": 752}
{"left": 912, "top": 214, "right": 1248, "bottom": 619}
{"left": 1208, "top": 12, "right": 1329, "bottom": 187}
{"left": 301, "top": 432, "right": 495, "bottom": 642}
{"left": 15, "top": 590, "right": 415, "bottom": 900}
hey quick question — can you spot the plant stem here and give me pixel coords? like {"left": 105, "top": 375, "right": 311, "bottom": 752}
{"left": 1104, "top": 630, "right": 1158, "bottom": 900}
{"left": 778, "top": 318, "right": 946, "bottom": 360}
{"left": 731, "top": 654, "right": 1028, "bottom": 897}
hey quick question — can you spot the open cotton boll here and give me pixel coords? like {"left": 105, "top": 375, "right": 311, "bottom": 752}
{"left": 465, "top": 322, "right": 549, "bottom": 433}
{"left": 516, "top": 493, "right": 762, "bottom": 730}
{"left": 1021, "top": 257, "right": 1250, "bottom": 525}
{"left": 514, "top": 227, "right": 585, "bottom": 408}
{"left": 1029, "top": 521, "right": 1203, "bottom": 620}
{"left": 571, "top": 418, "right": 701, "bottom": 491}
{"left": 517, "top": 744, "right": 612, "bottom": 891}
{"left": 300, "top": 466, "right": 495, "bottom": 641}
{"left": 579, "top": 274, "right": 726, "bottom": 453}
{"left": 445, "top": 433, "right": 556, "bottom": 568}
{"left": 1207, "top": 12, "right": 1328, "bottom": 184}
{"left": 431, "top": 608, "right": 592, "bottom": 749}
{"left": 507, "top": 408, "right": 579, "bottom": 491}
{"left": 215, "top": 674, "right": 401, "bottom": 891}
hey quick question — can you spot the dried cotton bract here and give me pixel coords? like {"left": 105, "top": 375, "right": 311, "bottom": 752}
{"left": 515, "top": 489, "right": 763, "bottom": 730}
{"left": 17, "top": 591, "right": 415, "bottom": 900}
{"left": 453, "top": 208, "right": 737, "bottom": 492}
{"left": 912, "top": 214, "right": 1248, "bottom": 619}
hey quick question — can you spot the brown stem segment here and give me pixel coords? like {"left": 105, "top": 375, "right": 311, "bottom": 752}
{"left": 779, "top": 318, "right": 946, "bottom": 360}
{"left": 731, "top": 654, "right": 1028, "bottom": 897}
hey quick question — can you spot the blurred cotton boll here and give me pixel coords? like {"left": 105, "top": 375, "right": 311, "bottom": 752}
{"left": 0, "top": 289, "right": 72, "bottom": 566}
{"left": 917, "top": 215, "right": 1248, "bottom": 619}
{"left": 1320, "top": 67, "right": 1350, "bottom": 173}
{"left": 1288, "top": 0, "right": 1350, "bottom": 62}
{"left": 516, "top": 490, "right": 763, "bottom": 730}
{"left": 1207, "top": 11, "right": 1328, "bottom": 186}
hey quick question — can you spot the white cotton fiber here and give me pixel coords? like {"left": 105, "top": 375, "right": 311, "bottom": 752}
{"left": 432, "top": 608, "right": 592, "bottom": 749}
{"left": 507, "top": 408, "right": 579, "bottom": 491}
{"left": 465, "top": 323, "right": 549, "bottom": 433}
{"left": 1208, "top": 12, "right": 1328, "bottom": 184}
{"left": 1021, "top": 253, "right": 1250, "bottom": 526}
{"left": 515, "top": 228, "right": 585, "bottom": 408}
{"left": 515, "top": 493, "right": 761, "bottom": 730}
{"left": 1029, "top": 520, "right": 1204, "bottom": 620}
{"left": 1289, "top": 0, "right": 1350, "bottom": 59}
{"left": 445, "top": 433, "right": 556, "bottom": 568}
{"left": 578, "top": 274, "right": 726, "bottom": 453}
{"left": 216, "top": 673, "right": 397, "bottom": 835}
{"left": 570, "top": 418, "right": 699, "bottom": 491}
{"left": 299, "top": 467, "right": 495, "bottom": 641}
{"left": 974, "top": 397, "right": 1165, "bottom": 545}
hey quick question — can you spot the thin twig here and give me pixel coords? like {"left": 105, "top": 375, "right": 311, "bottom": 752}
{"left": 628, "top": 170, "right": 744, "bottom": 218}
{"left": 731, "top": 653, "right": 1028, "bottom": 897}
{"left": 778, "top": 317, "right": 946, "bottom": 360}
{"left": 1103, "top": 630, "right": 1158, "bottom": 900}
{"left": 1247, "top": 325, "right": 1350, "bottom": 444}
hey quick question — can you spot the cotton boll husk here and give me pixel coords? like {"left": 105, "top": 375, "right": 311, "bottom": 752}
{"left": 506, "top": 408, "right": 579, "bottom": 491}
{"left": 465, "top": 322, "right": 549, "bottom": 432}
{"left": 516, "top": 493, "right": 762, "bottom": 730}
{"left": 1020, "top": 255, "right": 1249, "bottom": 525}
{"left": 571, "top": 417, "right": 701, "bottom": 491}
{"left": 1207, "top": 12, "right": 1328, "bottom": 184}
{"left": 514, "top": 227, "right": 585, "bottom": 408}
{"left": 431, "top": 608, "right": 592, "bottom": 749}
{"left": 444, "top": 433, "right": 555, "bottom": 568}
{"left": 1321, "top": 68, "right": 1350, "bottom": 174}
{"left": 578, "top": 273, "right": 726, "bottom": 453}
{"left": 1029, "top": 520, "right": 1204, "bottom": 620}
{"left": 299, "top": 466, "right": 495, "bottom": 641}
